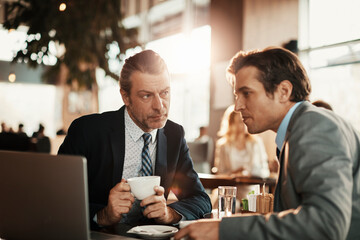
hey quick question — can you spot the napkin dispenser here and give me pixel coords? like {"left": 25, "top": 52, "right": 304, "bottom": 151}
{"left": 255, "top": 193, "right": 274, "bottom": 213}
{"left": 246, "top": 184, "right": 274, "bottom": 213}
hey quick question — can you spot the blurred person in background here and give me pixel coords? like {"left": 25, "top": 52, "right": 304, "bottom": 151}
{"left": 0, "top": 122, "right": 29, "bottom": 151}
{"left": 17, "top": 123, "right": 28, "bottom": 138}
{"left": 214, "top": 104, "right": 269, "bottom": 178}
{"left": 31, "top": 124, "right": 51, "bottom": 153}
{"left": 1, "top": 122, "right": 8, "bottom": 133}
{"left": 195, "top": 126, "right": 211, "bottom": 142}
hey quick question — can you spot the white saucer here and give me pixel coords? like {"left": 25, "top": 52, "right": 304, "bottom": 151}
{"left": 127, "top": 225, "right": 178, "bottom": 239}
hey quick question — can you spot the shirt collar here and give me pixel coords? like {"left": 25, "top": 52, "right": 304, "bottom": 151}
{"left": 124, "top": 108, "right": 157, "bottom": 143}
{"left": 275, "top": 101, "right": 303, "bottom": 151}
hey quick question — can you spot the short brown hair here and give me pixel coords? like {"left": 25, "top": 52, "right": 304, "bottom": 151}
{"left": 227, "top": 47, "right": 311, "bottom": 101}
{"left": 119, "top": 50, "right": 169, "bottom": 94}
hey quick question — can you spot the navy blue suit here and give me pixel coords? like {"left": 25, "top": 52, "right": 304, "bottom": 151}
{"left": 58, "top": 106, "right": 211, "bottom": 229}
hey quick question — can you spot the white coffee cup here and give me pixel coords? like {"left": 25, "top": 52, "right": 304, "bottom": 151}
{"left": 127, "top": 176, "right": 161, "bottom": 200}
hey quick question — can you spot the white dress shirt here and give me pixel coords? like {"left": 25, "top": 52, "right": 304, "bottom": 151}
{"left": 122, "top": 108, "right": 158, "bottom": 180}
{"left": 95, "top": 108, "right": 158, "bottom": 224}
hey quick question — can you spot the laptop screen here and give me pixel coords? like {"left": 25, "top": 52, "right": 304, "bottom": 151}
{"left": 0, "top": 150, "right": 90, "bottom": 240}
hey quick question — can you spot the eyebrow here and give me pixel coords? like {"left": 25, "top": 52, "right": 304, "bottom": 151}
{"left": 235, "top": 86, "right": 251, "bottom": 93}
{"left": 161, "top": 87, "right": 170, "bottom": 92}
{"left": 138, "top": 87, "right": 170, "bottom": 94}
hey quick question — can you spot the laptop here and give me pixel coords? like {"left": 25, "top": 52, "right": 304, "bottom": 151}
{"left": 0, "top": 150, "right": 135, "bottom": 240}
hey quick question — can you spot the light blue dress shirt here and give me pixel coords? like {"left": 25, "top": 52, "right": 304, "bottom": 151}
{"left": 275, "top": 101, "right": 303, "bottom": 151}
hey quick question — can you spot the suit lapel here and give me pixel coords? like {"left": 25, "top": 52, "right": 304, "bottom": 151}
{"left": 155, "top": 128, "right": 167, "bottom": 188}
{"left": 110, "top": 107, "right": 126, "bottom": 185}
{"left": 275, "top": 101, "right": 309, "bottom": 210}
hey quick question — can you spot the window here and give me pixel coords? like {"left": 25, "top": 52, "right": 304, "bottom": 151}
{"left": 299, "top": 0, "right": 360, "bottom": 131}
{"left": 146, "top": 25, "right": 211, "bottom": 139}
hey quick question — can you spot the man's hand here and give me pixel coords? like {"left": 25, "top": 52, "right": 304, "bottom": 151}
{"left": 141, "top": 186, "right": 182, "bottom": 224}
{"left": 97, "top": 179, "right": 135, "bottom": 226}
{"left": 174, "top": 219, "right": 220, "bottom": 240}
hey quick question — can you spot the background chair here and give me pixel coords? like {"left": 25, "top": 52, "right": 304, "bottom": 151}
{"left": 188, "top": 141, "right": 213, "bottom": 173}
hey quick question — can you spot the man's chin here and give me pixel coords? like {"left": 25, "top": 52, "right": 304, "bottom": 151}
{"left": 247, "top": 126, "right": 263, "bottom": 135}
{"left": 147, "top": 119, "right": 167, "bottom": 130}
{"left": 244, "top": 123, "right": 255, "bottom": 134}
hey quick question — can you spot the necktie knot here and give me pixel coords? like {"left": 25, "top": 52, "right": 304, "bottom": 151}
{"left": 143, "top": 133, "right": 152, "bottom": 146}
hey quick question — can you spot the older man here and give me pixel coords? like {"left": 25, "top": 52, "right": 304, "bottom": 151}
{"left": 59, "top": 50, "right": 211, "bottom": 229}
{"left": 175, "top": 47, "right": 360, "bottom": 240}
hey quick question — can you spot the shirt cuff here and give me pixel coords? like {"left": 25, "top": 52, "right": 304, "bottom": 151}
{"left": 93, "top": 213, "right": 106, "bottom": 227}
{"left": 171, "top": 208, "right": 186, "bottom": 225}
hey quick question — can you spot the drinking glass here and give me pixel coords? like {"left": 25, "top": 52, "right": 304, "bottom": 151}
{"left": 218, "top": 186, "right": 237, "bottom": 219}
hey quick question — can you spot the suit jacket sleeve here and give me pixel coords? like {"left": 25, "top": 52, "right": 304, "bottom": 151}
{"left": 58, "top": 118, "right": 87, "bottom": 156}
{"left": 166, "top": 125, "right": 212, "bottom": 220}
{"left": 57, "top": 117, "right": 106, "bottom": 224}
{"left": 219, "top": 108, "right": 354, "bottom": 239}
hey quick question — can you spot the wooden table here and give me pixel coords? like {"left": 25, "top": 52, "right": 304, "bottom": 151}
{"left": 198, "top": 173, "right": 277, "bottom": 194}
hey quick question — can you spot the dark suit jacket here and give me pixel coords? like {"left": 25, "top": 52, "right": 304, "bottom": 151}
{"left": 58, "top": 106, "right": 211, "bottom": 228}
{"left": 219, "top": 101, "right": 360, "bottom": 240}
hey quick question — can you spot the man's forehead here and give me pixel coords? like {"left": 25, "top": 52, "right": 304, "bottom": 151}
{"left": 235, "top": 67, "right": 259, "bottom": 86}
{"left": 132, "top": 71, "right": 170, "bottom": 83}
{"left": 131, "top": 71, "right": 170, "bottom": 92}
{"left": 131, "top": 70, "right": 169, "bottom": 79}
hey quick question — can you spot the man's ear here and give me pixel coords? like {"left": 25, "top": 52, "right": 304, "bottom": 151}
{"left": 120, "top": 89, "right": 130, "bottom": 106}
{"left": 277, "top": 80, "right": 293, "bottom": 103}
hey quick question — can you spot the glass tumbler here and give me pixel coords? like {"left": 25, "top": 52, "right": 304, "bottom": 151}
{"left": 218, "top": 186, "right": 237, "bottom": 219}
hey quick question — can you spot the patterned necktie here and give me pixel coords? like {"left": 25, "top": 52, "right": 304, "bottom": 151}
{"left": 141, "top": 133, "right": 153, "bottom": 176}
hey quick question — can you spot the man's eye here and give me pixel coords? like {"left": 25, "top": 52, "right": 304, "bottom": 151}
{"left": 161, "top": 91, "right": 169, "bottom": 97}
{"left": 142, "top": 95, "right": 150, "bottom": 99}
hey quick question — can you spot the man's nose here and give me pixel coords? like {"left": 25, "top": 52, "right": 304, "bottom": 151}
{"left": 152, "top": 94, "right": 164, "bottom": 110}
{"left": 234, "top": 97, "right": 245, "bottom": 111}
